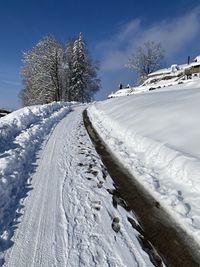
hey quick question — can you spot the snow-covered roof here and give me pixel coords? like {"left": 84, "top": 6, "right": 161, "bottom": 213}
{"left": 148, "top": 67, "right": 171, "bottom": 77}
{"left": 183, "top": 55, "right": 200, "bottom": 70}
{"left": 147, "top": 55, "right": 200, "bottom": 78}
{"left": 178, "top": 63, "right": 189, "bottom": 70}
{"left": 193, "top": 55, "right": 200, "bottom": 62}
{"left": 183, "top": 63, "right": 200, "bottom": 72}
{"left": 188, "top": 61, "right": 200, "bottom": 68}
{"left": 148, "top": 64, "right": 185, "bottom": 77}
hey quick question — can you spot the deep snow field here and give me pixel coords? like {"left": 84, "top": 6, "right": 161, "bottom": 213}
{"left": 88, "top": 79, "right": 200, "bottom": 246}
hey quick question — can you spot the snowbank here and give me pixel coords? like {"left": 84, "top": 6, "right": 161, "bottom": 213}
{"left": 109, "top": 73, "right": 200, "bottom": 98}
{"left": 88, "top": 81, "right": 200, "bottom": 243}
{"left": 0, "top": 102, "right": 71, "bottom": 238}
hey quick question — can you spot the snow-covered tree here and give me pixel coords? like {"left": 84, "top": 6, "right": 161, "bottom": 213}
{"left": 126, "top": 41, "right": 164, "bottom": 83}
{"left": 20, "top": 33, "right": 100, "bottom": 106}
{"left": 62, "top": 39, "right": 74, "bottom": 101}
{"left": 70, "top": 33, "right": 100, "bottom": 102}
{"left": 21, "top": 36, "right": 64, "bottom": 106}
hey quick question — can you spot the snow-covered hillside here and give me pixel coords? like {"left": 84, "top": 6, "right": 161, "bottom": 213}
{"left": 108, "top": 56, "right": 200, "bottom": 99}
{"left": 108, "top": 77, "right": 197, "bottom": 98}
{"left": 88, "top": 80, "right": 200, "bottom": 245}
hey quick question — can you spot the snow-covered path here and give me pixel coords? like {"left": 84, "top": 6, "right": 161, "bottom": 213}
{"left": 3, "top": 106, "right": 155, "bottom": 267}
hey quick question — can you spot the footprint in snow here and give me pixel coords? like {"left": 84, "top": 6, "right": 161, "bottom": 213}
{"left": 97, "top": 181, "right": 104, "bottom": 188}
{"left": 92, "top": 170, "right": 98, "bottom": 176}
{"left": 91, "top": 200, "right": 101, "bottom": 211}
{"left": 112, "top": 217, "right": 121, "bottom": 233}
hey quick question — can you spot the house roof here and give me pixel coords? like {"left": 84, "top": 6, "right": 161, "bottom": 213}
{"left": 148, "top": 64, "right": 186, "bottom": 77}
{"left": 193, "top": 55, "right": 200, "bottom": 62}
{"left": 184, "top": 62, "right": 200, "bottom": 71}
{"left": 148, "top": 67, "right": 171, "bottom": 77}
{"left": 148, "top": 62, "right": 194, "bottom": 77}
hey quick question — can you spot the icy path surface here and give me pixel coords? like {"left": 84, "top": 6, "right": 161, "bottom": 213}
{"left": 3, "top": 106, "right": 154, "bottom": 267}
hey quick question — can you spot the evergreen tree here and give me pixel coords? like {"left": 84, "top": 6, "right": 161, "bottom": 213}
{"left": 70, "top": 33, "right": 100, "bottom": 102}
{"left": 63, "top": 40, "right": 74, "bottom": 101}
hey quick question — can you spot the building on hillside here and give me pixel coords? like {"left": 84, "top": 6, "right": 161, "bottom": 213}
{"left": 143, "top": 64, "right": 186, "bottom": 86}
{"left": 143, "top": 55, "right": 200, "bottom": 86}
{"left": 108, "top": 55, "right": 200, "bottom": 99}
{"left": 184, "top": 56, "right": 200, "bottom": 79}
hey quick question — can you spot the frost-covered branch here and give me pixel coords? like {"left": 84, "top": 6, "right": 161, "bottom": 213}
{"left": 126, "top": 41, "right": 164, "bottom": 83}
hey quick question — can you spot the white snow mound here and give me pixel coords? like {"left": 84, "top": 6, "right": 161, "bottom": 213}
{"left": 0, "top": 102, "right": 71, "bottom": 237}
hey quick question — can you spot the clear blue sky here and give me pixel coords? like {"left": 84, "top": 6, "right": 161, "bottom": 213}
{"left": 0, "top": 0, "right": 200, "bottom": 109}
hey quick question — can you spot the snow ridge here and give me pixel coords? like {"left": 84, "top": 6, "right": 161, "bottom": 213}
{"left": 0, "top": 102, "right": 71, "bottom": 254}
{"left": 88, "top": 101, "right": 200, "bottom": 244}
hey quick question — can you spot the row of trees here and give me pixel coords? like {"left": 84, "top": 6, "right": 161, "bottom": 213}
{"left": 126, "top": 41, "right": 165, "bottom": 84}
{"left": 20, "top": 33, "right": 100, "bottom": 106}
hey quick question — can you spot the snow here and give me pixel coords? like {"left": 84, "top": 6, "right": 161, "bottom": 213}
{"left": 1, "top": 104, "right": 157, "bottom": 266}
{"left": 148, "top": 63, "right": 188, "bottom": 78}
{"left": 109, "top": 57, "right": 200, "bottom": 99}
{"left": 88, "top": 80, "right": 200, "bottom": 246}
{"left": 108, "top": 88, "right": 133, "bottom": 98}
{"left": 148, "top": 66, "right": 175, "bottom": 77}
{"left": 193, "top": 55, "right": 200, "bottom": 62}
{"left": 108, "top": 75, "right": 198, "bottom": 98}
{"left": 0, "top": 102, "right": 72, "bottom": 252}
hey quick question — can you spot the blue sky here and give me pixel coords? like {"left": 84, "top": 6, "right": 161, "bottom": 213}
{"left": 0, "top": 0, "right": 200, "bottom": 109}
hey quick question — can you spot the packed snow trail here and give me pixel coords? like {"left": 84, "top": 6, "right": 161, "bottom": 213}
{"left": 3, "top": 105, "right": 155, "bottom": 267}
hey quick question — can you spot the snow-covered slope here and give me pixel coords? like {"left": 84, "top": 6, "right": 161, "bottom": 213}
{"left": 0, "top": 102, "right": 71, "bottom": 251}
{"left": 88, "top": 80, "right": 200, "bottom": 245}
{"left": 2, "top": 105, "right": 156, "bottom": 267}
{"left": 108, "top": 73, "right": 199, "bottom": 98}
